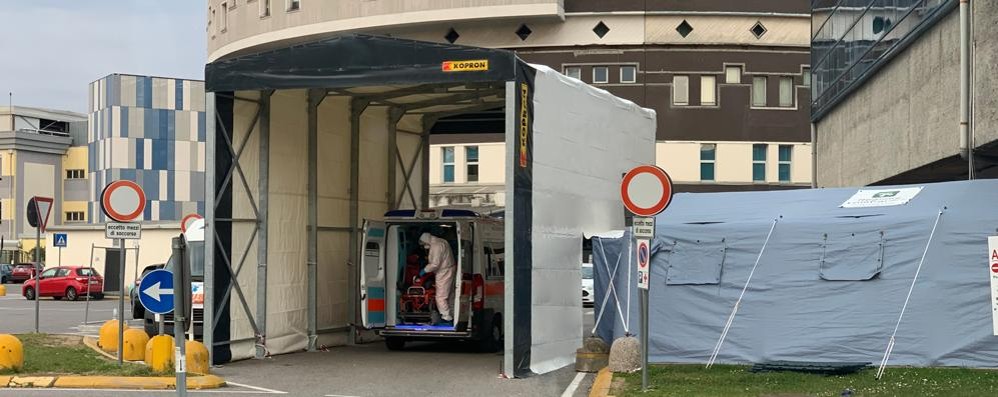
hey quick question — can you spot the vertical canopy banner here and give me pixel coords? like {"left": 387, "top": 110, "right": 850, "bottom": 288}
{"left": 594, "top": 180, "right": 998, "bottom": 367}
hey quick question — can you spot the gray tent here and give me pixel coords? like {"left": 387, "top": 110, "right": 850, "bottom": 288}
{"left": 593, "top": 179, "right": 998, "bottom": 367}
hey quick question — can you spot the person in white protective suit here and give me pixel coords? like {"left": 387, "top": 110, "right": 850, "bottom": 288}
{"left": 419, "top": 232, "right": 456, "bottom": 323}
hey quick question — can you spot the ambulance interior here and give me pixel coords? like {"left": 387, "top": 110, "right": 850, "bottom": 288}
{"left": 383, "top": 222, "right": 470, "bottom": 329}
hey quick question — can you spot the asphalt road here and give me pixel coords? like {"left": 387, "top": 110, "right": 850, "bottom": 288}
{"left": 0, "top": 286, "right": 140, "bottom": 335}
{"left": 0, "top": 296, "right": 598, "bottom": 397}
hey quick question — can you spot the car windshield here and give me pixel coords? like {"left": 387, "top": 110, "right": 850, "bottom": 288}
{"left": 77, "top": 268, "right": 99, "bottom": 277}
{"left": 581, "top": 266, "right": 594, "bottom": 279}
{"left": 164, "top": 241, "right": 205, "bottom": 278}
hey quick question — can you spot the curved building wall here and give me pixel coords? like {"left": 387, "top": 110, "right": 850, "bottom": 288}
{"left": 206, "top": 0, "right": 812, "bottom": 193}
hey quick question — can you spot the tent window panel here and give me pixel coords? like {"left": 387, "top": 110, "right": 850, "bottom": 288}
{"left": 665, "top": 239, "right": 726, "bottom": 285}
{"left": 819, "top": 231, "right": 885, "bottom": 281}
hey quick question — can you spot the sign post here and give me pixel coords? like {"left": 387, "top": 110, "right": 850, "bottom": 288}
{"left": 100, "top": 180, "right": 146, "bottom": 366}
{"left": 172, "top": 236, "right": 189, "bottom": 397}
{"left": 26, "top": 196, "right": 53, "bottom": 334}
{"left": 620, "top": 165, "right": 673, "bottom": 391}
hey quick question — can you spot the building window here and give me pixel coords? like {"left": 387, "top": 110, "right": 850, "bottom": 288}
{"left": 672, "top": 75, "right": 689, "bottom": 106}
{"left": 752, "top": 144, "right": 767, "bottom": 182}
{"left": 701, "top": 76, "right": 716, "bottom": 106}
{"left": 593, "top": 66, "right": 608, "bottom": 84}
{"left": 66, "top": 211, "right": 85, "bottom": 222}
{"left": 779, "top": 77, "right": 794, "bottom": 107}
{"left": 260, "top": 0, "right": 271, "bottom": 17}
{"left": 564, "top": 66, "right": 581, "bottom": 80}
{"left": 220, "top": 2, "right": 227, "bottom": 31}
{"left": 725, "top": 66, "right": 742, "bottom": 84}
{"left": 778, "top": 145, "right": 792, "bottom": 182}
{"left": 442, "top": 147, "right": 455, "bottom": 183}
{"left": 803, "top": 67, "right": 811, "bottom": 87}
{"left": 466, "top": 146, "right": 479, "bottom": 183}
{"left": 287, "top": 0, "right": 300, "bottom": 11}
{"left": 752, "top": 76, "right": 767, "bottom": 107}
{"left": 700, "top": 144, "right": 716, "bottom": 182}
{"left": 66, "top": 169, "right": 85, "bottom": 179}
{"left": 620, "top": 66, "right": 637, "bottom": 84}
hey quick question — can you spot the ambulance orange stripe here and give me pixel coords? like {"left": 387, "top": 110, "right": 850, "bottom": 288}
{"left": 367, "top": 298, "right": 385, "bottom": 311}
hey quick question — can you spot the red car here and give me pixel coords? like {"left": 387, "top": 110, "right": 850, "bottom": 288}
{"left": 9, "top": 263, "right": 42, "bottom": 283}
{"left": 22, "top": 266, "right": 104, "bottom": 301}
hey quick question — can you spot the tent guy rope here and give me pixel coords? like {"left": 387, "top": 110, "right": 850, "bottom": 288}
{"left": 876, "top": 208, "right": 945, "bottom": 380}
{"left": 707, "top": 216, "right": 780, "bottom": 368}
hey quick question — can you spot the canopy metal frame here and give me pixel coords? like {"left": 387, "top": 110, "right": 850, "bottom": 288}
{"left": 205, "top": 84, "right": 504, "bottom": 363}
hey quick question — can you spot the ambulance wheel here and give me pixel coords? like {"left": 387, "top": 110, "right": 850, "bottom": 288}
{"left": 478, "top": 314, "right": 502, "bottom": 353}
{"left": 385, "top": 337, "right": 406, "bottom": 351}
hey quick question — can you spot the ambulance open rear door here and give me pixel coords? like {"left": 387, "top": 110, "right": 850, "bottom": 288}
{"left": 360, "top": 220, "right": 386, "bottom": 329}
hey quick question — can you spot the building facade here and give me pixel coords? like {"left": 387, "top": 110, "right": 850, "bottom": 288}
{"left": 207, "top": 0, "right": 813, "bottom": 206}
{"left": 0, "top": 106, "right": 88, "bottom": 261}
{"left": 811, "top": 0, "right": 996, "bottom": 187}
{"left": 88, "top": 74, "right": 207, "bottom": 222}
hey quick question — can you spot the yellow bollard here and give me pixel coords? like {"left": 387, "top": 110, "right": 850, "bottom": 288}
{"left": 121, "top": 328, "right": 150, "bottom": 361}
{"left": 145, "top": 335, "right": 174, "bottom": 373}
{"left": 98, "top": 319, "right": 121, "bottom": 353}
{"left": 0, "top": 334, "right": 23, "bottom": 371}
{"left": 185, "top": 340, "right": 210, "bottom": 375}
{"left": 0, "top": 284, "right": 6, "bottom": 296}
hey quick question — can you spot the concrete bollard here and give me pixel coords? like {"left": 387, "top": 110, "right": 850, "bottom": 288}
{"left": 0, "top": 334, "right": 23, "bottom": 371}
{"left": 185, "top": 340, "right": 210, "bottom": 375}
{"left": 122, "top": 328, "right": 150, "bottom": 361}
{"left": 145, "top": 335, "right": 174, "bottom": 373}
{"left": 98, "top": 319, "right": 122, "bottom": 353}
{"left": 0, "top": 284, "right": 6, "bottom": 297}
{"left": 608, "top": 336, "right": 642, "bottom": 373}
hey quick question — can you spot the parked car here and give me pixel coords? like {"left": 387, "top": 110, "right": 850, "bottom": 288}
{"left": 132, "top": 263, "right": 165, "bottom": 319}
{"left": 0, "top": 264, "right": 11, "bottom": 284}
{"left": 22, "top": 266, "right": 104, "bottom": 301}
{"left": 582, "top": 263, "right": 594, "bottom": 307}
{"left": 10, "top": 263, "right": 43, "bottom": 283}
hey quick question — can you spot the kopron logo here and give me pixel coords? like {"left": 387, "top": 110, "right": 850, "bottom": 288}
{"left": 442, "top": 60, "right": 489, "bottom": 72}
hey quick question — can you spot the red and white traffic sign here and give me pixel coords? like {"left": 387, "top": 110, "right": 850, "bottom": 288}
{"left": 101, "top": 180, "right": 146, "bottom": 222}
{"left": 621, "top": 165, "right": 673, "bottom": 217}
{"left": 181, "top": 213, "right": 203, "bottom": 233}
{"left": 637, "top": 239, "right": 650, "bottom": 290}
{"left": 27, "top": 196, "right": 54, "bottom": 233}
{"left": 992, "top": 263, "right": 998, "bottom": 274}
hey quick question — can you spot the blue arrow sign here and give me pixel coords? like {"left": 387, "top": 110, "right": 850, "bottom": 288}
{"left": 138, "top": 269, "right": 175, "bottom": 315}
{"left": 53, "top": 233, "right": 67, "bottom": 248}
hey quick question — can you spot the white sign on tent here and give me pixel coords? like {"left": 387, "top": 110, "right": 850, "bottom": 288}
{"left": 989, "top": 236, "right": 998, "bottom": 336}
{"left": 840, "top": 187, "right": 923, "bottom": 208}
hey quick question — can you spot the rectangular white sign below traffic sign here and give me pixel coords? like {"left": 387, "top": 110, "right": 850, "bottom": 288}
{"left": 106, "top": 222, "right": 141, "bottom": 239}
{"left": 637, "top": 239, "right": 650, "bottom": 290}
{"left": 633, "top": 217, "right": 655, "bottom": 239}
{"left": 989, "top": 236, "right": 998, "bottom": 336}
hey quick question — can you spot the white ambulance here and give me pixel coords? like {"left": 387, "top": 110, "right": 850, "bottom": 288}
{"left": 360, "top": 209, "right": 504, "bottom": 351}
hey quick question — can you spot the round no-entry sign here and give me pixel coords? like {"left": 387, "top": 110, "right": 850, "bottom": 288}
{"left": 181, "top": 213, "right": 203, "bottom": 233}
{"left": 101, "top": 180, "right": 146, "bottom": 222}
{"left": 621, "top": 165, "right": 673, "bottom": 217}
{"left": 992, "top": 263, "right": 998, "bottom": 274}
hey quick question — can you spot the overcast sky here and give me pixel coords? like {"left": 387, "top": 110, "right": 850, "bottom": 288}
{"left": 1, "top": 1, "right": 206, "bottom": 113}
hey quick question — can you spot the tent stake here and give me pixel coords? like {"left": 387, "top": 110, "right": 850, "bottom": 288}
{"left": 876, "top": 208, "right": 945, "bottom": 379}
{"left": 707, "top": 216, "right": 780, "bottom": 368}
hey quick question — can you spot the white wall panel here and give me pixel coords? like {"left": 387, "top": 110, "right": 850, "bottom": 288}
{"left": 527, "top": 64, "right": 656, "bottom": 373}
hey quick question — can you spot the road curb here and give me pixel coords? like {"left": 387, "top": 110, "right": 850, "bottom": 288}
{"left": 588, "top": 367, "right": 614, "bottom": 397}
{"left": 53, "top": 374, "right": 226, "bottom": 390}
{"left": 1, "top": 375, "right": 225, "bottom": 390}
